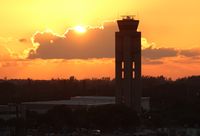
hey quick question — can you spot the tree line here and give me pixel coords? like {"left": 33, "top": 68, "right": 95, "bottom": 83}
{"left": 0, "top": 75, "right": 200, "bottom": 128}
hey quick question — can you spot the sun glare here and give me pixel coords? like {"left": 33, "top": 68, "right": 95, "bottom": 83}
{"left": 74, "top": 26, "right": 86, "bottom": 33}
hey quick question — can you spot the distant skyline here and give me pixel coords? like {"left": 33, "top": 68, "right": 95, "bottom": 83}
{"left": 0, "top": 0, "right": 200, "bottom": 79}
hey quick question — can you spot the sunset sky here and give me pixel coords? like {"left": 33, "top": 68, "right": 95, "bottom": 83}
{"left": 0, "top": 0, "right": 200, "bottom": 79}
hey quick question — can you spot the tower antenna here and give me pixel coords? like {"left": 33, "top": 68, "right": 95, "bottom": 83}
{"left": 121, "top": 15, "right": 136, "bottom": 20}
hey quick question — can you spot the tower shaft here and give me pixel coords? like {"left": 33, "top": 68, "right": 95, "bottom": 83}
{"left": 115, "top": 17, "right": 142, "bottom": 112}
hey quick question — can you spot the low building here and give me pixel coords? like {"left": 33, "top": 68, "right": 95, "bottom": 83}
{"left": 22, "top": 96, "right": 115, "bottom": 114}
{"left": 0, "top": 105, "right": 17, "bottom": 120}
{"left": 0, "top": 96, "right": 150, "bottom": 120}
{"left": 22, "top": 96, "right": 150, "bottom": 114}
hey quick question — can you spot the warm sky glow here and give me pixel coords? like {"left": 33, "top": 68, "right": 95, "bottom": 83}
{"left": 0, "top": 0, "right": 200, "bottom": 79}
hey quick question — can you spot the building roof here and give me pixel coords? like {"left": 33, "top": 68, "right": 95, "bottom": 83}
{"left": 22, "top": 96, "right": 115, "bottom": 106}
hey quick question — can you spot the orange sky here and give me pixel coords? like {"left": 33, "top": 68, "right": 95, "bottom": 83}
{"left": 0, "top": 0, "right": 200, "bottom": 79}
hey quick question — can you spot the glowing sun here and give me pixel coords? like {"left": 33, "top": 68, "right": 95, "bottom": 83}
{"left": 74, "top": 26, "right": 86, "bottom": 33}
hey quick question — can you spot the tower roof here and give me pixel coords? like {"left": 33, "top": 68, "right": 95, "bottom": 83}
{"left": 117, "top": 16, "right": 139, "bottom": 31}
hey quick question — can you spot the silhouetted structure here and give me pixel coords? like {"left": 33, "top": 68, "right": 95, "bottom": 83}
{"left": 115, "top": 16, "right": 142, "bottom": 112}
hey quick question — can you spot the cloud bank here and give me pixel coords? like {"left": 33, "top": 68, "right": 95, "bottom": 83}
{"left": 27, "top": 22, "right": 200, "bottom": 61}
{"left": 28, "top": 22, "right": 116, "bottom": 59}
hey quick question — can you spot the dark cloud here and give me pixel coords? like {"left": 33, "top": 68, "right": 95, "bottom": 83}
{"left": 142, "top": 58, "right": 163, "bottom": 65}
{"left": 179, "top": 48, "right": 200, "bottom": 57}
{"left": 28, "top": 22, "right": 117, "bottom": 59}
{"left": 142, "top": 47, "right": 178, "bottom": 59}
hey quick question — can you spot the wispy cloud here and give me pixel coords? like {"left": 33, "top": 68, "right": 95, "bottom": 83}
{"left": 19, "top": 38, "right": 28, "bottom": 43}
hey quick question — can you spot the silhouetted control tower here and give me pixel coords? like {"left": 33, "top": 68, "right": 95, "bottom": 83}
{"left": 115, "top": 16, "right": 142, "bottom": 112}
